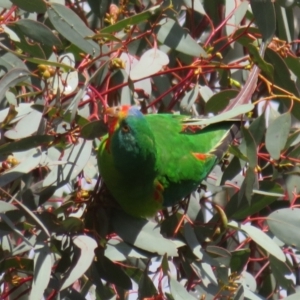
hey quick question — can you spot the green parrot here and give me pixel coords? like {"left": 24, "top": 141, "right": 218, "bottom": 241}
{"left": 98, "top": 105, "right": 239, "bottom": 218}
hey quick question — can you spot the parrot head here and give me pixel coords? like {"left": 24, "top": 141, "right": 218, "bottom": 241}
{"left": 106, "top": 105, "right": 142, "bottom": 135}
{"left": 105, "top": 105, "right": 157, "bottom": 176}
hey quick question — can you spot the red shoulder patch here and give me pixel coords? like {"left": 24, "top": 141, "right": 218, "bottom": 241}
{"left": 192, "top": 152, "right": 208, "bottom": 161}
{"left": 181, "top": 124, "right": 203, "bottom": 133}
{"left": 154, "top": 181, "right": 164, "bottom": 203}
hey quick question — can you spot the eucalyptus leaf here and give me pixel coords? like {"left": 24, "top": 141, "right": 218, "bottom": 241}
{"left": 238, "top": 223, "right": 286, "bottom": 262}
{"left": 10, "top": 0, "right": 47, "bottom": 13}
{"left": 60, "top": 235, "right": 97, "bottom": 291}
{"left": 265, "top": 112, "right": 291, "bottom": 159}
{"left": 250, "top": 0, "right": 276, "bottom": 43}
{"left": 8, "top": 19, "right": 62, "bottom": 48}
{"left": 156, "top": 18, "right": 207, "bottom": 57}
{"left": 29, "top": 244, "right": 52, "bottom": 300}
{"left": 267, "top": 208, "right": 300, "bottom": 250}
{"left": 169, "top": 277, "right": 196, "bottom": 300}
{"left": 112, "top": 211, "right": 178, "bottom": 256}
{"left": 47, "top": 3, "right": 101, "bottom": 56}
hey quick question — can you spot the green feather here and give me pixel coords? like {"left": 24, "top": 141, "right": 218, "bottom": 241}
{"left": 98, "top": 106, "right": 239, "bottom": 218}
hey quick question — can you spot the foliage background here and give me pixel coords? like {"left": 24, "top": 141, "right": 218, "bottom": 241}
{"left": 1, "top": 0, "right": 300, "bottom": 299}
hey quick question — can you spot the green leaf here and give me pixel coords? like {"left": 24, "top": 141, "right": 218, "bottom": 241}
{"left": 0, "top": 214, "right": 34, "bottom": 247}
{"left": 0, "top": 257, "right": 33, "bottom": 274}
{"left": 227, "top": 181, "right": 283, "bottom": 220}
{"left": 161, "top": 254, "right": 169, "bottom": 276}
{"left": 221, "top": 155, "right": 244, "bottom": 184}
{"left": 27, "top": 56, "right": 76, "bottom": 71}
{"left": 275, "top": 1, "right": 294, "bottom": 42}
{"left": 230, "top": 249, "right": 250, "bottom": 274}
{"left": 10, "top": 0, "right": 47, "bottom": 13}
{"left": 285, "top": 55, "right": 300, "bottom": 80}
{"left": 94, "top": 249, "right": 132, "bottom": 290}
{"left": 10, "top": 26, "right": 46, "bottom": 59}
{"left": 14, "top": 198, "right": 50, "bottom": 237}
{"left": 225, "top": 1, "right": 248, "bottom": 36}
{"left": 43, "top": 139, "right": 93, "bottom": 185}
{"left": 29, "top": 243, "right": 52, "bottom": 300}
{"left": 169, "top": 277, "right": 196, "bottom": 300}
{"left": 80, "top": 120, "right": 107, "bottom": 140}
{"left": 0, "top": 52, "right": 28, "bottom": 77}
{"left": 47, "top": 3, "right": 101, "bottom": 56}
{"left": 281, "top": 144, "right": 300, "bottom": 164}
{"left": 184, "top": 222, "right": 203, "bottom": 260}
{"left": 241, "top": 126, "right": 257, "bottom": 169}
{"left": 283, "top": 166, "right": 300, "bottom": 201}
{"left": 5, "top": 110, "right": 42, "bottom": 139}
{"left": 191, "top": 261, "right": 218, "bottom": 286}
{"left": 86, "top": 32, "right": 122, "bottom": 43}
{"left": 248, "top": 112, "right": 266, "bottom": 144}
{"left": 238, "top": 167, "right": 256, "bottom": 205}
{"left": 232, "top": 27, "right": 261, "bottom": 47}
{"left": 130, "top": 48, "right": 169, "bottom": 80}
{"left": 250, "top": 0, "right": 276, "bottom": 43}
{"left": 0, "top": 201, "right": 18, "bottom": 213}
{"left": 267, "top": 208, "right": 300, "bottom": 250}
{"left": 105, "top": 239, "right": 149, "bottom": 261}
{"left": 0, "top": 148, "right": 42, "bottom": 187}
{"left": 206, "top": 89, "right": 239, "bottom": 113}
{"left": 101, "top": 5, "right": 162, "bottom": 34}
{"left": 265, "top": 112, "right": 291, "bottom": 159}
{"left": 185, "top": 104, "right": 254, "bottom": 126}
{"left": 0, "top": 68, "right": 31, "bottom": 101}
{"left": 112, "top": 211, "right": 178, "bottom": 256}
{"left": 247, "top": 43, "right": 274, "bottom": 79}
{"left": 265, "top": 48, "right": 300, "bottom": 120}
{"left": 284, "top": 129, "right": 300, "bottom": 150}
{"left": 0, "top": 135, "right": 54, "bottom": 154}
{"left": 61, "top": 217, "right": 84, "bottom": 233}
{"left": 8, "top": 19, "right": 62, "bottom": 48}
{"left": 60, "top": 235, "right": 97, "bottom": 291}
{"left": 138, "top": 270, "right": 158, "bottom": 299}
{"left": 269, "top": 255, "right": 293, "bottom": 290}
{"left": 230, "top": 221, "right": 286, "bottom": 262}
{"left": 155, "top": 18, "right": 207, "bottom": 57}
{"left": 206, "top": 245, "right": 231, "bottom": 267}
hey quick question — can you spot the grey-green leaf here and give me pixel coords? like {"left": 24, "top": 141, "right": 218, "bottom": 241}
{"left": 0, "top": 68, "right": 30, "bottom": 101}
{"left": 60, "top": 235, "right": 97, "bottom": 291}
{"left": 138, "top": 271, "right": 157, "bottom": 299}
{"left": 250, "top": 0, "right": 276, "bottom": 43}
{"left": 240, "top": 223, "right": 286, "bottom": 262}
{"left": 47, "top": 3, "right": 101, "bottom": 57}
{"left": 10, "top": 0, "right": 47, "bottom": 13}
{"left": 169, "top": 277, "right": 197, "bottom": 300}
{"left": 105, "top": 239, "right": 149, "bottom": 260}
{"left": 156, "top": 18, "right": 207, "bottom": 57}
{"left": 229, "top": 221, "right": 286, "bottom": 262}
{"left": 0, "top": 201, "right": 18, "bottom": 213}
{"left": 43, "top": 139, "right": 92, "bottom": 186}
{"left": 186, "top": 104, "right": 254, "bottom": 126}
{"left": 29, "top": 243, "right": 52, "bottom": 300}
{"left": 8, "top": 19, "right": 62, "bottom": 48}
{"left": 267, "top": 208, "right": 300, "bottom": 250}
{"left": 112, "top": 211, "right": 178, "bottom": 256}
{"left": 265, "top": 112, "right": 291, "bottom": 159}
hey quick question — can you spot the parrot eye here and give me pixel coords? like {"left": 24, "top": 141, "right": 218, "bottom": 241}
{"left": 121, "top": 124, "right": 130, "bottom": 133}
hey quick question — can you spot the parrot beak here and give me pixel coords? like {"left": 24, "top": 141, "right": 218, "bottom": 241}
{"left": 105, "top": 106, "right": 120, "bottom": 118}
{"left": 105, "top": 105, "right": 131, "bottom": 119}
